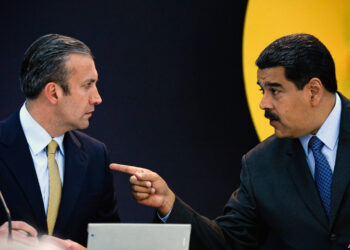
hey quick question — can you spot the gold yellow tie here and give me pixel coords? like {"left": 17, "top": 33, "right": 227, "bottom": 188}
{"left": 46, "top": 140, "right": 62, "bottom": 235}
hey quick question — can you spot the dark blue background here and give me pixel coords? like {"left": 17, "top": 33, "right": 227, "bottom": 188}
{"left": 0, "top": 0, "right": 260, "bottom": 230}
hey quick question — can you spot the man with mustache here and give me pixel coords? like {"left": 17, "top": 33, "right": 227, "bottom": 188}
{"left": 0, "top": 34, "right": 120, "bottom": 249}
{"left": 111, "top": 33, "right": 350, "bottom": 249}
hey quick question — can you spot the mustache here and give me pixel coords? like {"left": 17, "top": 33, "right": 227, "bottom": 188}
{"left": 264, "top": 110, "right": 280, "bottom": 121}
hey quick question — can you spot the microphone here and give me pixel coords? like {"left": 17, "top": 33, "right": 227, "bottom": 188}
{"left": 0, "top": 191, "right": 12, "bottom": 241}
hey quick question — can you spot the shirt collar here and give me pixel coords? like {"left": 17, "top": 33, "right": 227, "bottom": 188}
{"left": 299, "top": 93, "right": 341, "bottom": 152}
{"left": 19, "top": 103, "right": 65, "bottom": 156}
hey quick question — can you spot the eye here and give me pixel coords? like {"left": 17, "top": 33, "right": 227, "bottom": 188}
{"left": 271, "top": 89, "right": 280, "bottom": 95}
{"left": 84, "top": 82, "right": 93, "bottom": 88}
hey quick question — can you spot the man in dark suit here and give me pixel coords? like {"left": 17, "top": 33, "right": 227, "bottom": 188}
{"left": 0, "top": 34, "right": 120, "bottom": 249}
{"left": 111, "top": 33, "right": 350, "bottom": 249}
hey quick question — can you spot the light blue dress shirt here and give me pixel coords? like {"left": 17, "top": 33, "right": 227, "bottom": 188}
{"left": 299, "top": 93, "right": 341, "bottom": 178}
{"left": 19, "top": 103, "right": 65, "bottom": 214}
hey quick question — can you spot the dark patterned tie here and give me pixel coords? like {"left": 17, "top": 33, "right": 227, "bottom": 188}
{"left": 308, "top": 136, "right": 332, "bottom": 216}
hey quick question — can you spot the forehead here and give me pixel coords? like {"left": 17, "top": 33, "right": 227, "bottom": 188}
{"left": 66, "top": 53, "right": 96, "bottom": 71}
{"left": 65, "top": 53, "right": 97, "bottom": 77}
{"left": 257, "top": 66, "right": 289, "bottom": 86}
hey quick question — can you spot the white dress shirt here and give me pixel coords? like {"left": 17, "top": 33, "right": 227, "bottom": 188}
{"left": 299, "top": 93, "right": 341, "bottom": 178}
{"left": 19, "top": 103, "right": 65, "bottom": 214}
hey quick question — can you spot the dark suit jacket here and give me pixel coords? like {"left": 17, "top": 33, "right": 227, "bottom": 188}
{"left": 166, "top": 93, "right": 350, "bottom": 250}
{"left": 0, "top": 111, "right": 120, "bottom": 246}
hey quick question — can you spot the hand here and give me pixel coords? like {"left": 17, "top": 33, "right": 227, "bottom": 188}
{"left": 41, "top": 235, "right": 86, "bottom": 250}
{"left": 0, "top": 221, "right": 38, "bottom": 245}
{"left": 110, "top": 163, "right": 175, "bottom": 216}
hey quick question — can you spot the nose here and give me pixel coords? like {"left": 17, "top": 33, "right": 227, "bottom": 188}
{"left": 89, "top": 87, "right": 102, "bottom": 105}
{"left": 259, "top": 93, "right": 272, "bottom": 110}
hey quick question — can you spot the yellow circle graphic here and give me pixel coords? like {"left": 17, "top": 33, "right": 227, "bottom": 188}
{"left": 243, "top": 0, "right": 350, "bottom": 141}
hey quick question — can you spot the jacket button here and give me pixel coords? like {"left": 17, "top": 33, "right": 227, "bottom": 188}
{"left": 330, "top": 233, "right": 337, "bottom": 241}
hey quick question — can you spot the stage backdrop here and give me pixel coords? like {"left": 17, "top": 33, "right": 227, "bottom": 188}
{"left": 0, "top": 0, "right": 255, "bottom": 224}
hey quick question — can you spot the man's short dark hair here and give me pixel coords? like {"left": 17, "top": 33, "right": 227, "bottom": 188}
{"left": 255, "top": 33, "right": 337, "bottom": 93}
{"left": 20, "top": 34, "right": 93, "bottom": 99}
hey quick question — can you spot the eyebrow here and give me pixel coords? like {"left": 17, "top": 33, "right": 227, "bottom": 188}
{"left": 84, "top": 78, "right": 98, "bottom": 84}
{"left": 257, "top": 82, "right": 283, "bottom": 88}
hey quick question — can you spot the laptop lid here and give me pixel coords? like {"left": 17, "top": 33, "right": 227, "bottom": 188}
{"left": 87, "top": 223, "right": 191, "bottom": 250}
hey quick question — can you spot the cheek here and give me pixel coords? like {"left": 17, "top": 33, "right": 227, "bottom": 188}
{"left": 69, "top": 97, "right": 85, "bottom": 111}
{"left": 284, "top": 102, "right": 309, "bottom": 127}
{"left": 275, "top": 102, "right": 296, "bottom": 123}
{"left": 63, "top": 100, "right": 82, "bottom": 119}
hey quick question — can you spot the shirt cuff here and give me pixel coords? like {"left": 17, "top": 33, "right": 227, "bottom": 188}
{"left": 157, "top": 207, "right": 173, "bottom": 223}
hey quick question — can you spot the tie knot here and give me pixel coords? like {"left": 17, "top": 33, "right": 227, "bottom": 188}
{"left": 309, "top": 136, "right": 324, "bottom": 152}
{"left": 47, "top": 140, "right": 58, "bottom": 155}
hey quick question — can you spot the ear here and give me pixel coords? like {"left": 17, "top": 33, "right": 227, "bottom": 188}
{"left": 43, "top": 82, "right": 62, "bottom": 104}
{"left": 307, "top": 77, "right": 323, "bottom": 107}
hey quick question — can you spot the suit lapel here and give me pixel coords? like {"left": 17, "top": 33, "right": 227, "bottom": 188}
{"left": 329, "top": 93, "right": 350, "bottom": 228}
{"left": 54, "top": 131, "right": 88, "bottom": 233}
{"left": 0, "top": 112, "right": 47, "bottom": 230}
{"left": 285, "top": 139, "right": 329, "bottom": 230}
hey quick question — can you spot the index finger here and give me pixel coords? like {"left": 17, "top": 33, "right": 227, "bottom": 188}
{"left": 109, "top": 163, "right": 144, "bottom": 175}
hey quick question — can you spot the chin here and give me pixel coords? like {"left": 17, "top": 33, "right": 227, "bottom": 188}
{"left": 275, "top": 130, "right": 298, "bottom": 139}
{"left": 275, "top": 133, "right": 286, "bottom": 138}
{"left": 274, "top": 130, "right": 288, "bottom": 138}
{"left": 76, "top": 121, "right": 90, "bottom": 130}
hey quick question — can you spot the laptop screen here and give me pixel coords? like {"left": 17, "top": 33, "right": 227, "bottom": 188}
{"left": 87, "top": 223, "right": 191, "bottom": 250}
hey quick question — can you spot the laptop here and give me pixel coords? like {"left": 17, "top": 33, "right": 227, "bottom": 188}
{"left": 87, "top": 223, "right": 191, "bottom": 250}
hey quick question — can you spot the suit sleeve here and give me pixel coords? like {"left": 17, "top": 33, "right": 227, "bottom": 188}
{"left": 164, "top": 154, "right": 267, "bottom": 250}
